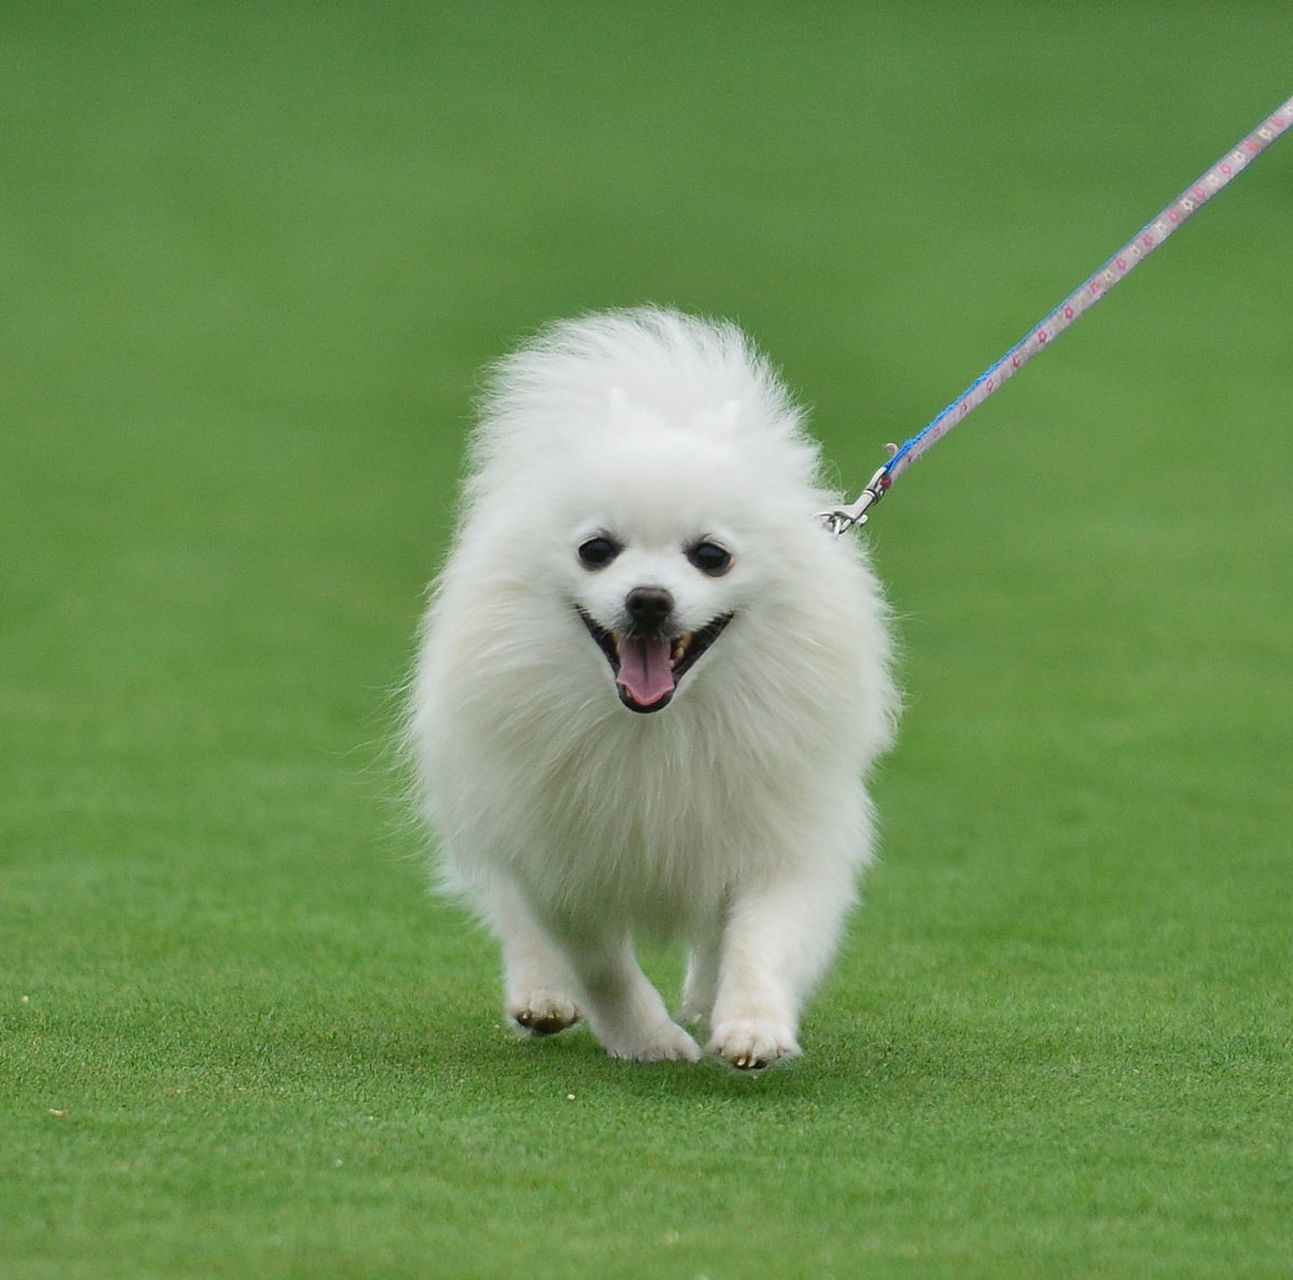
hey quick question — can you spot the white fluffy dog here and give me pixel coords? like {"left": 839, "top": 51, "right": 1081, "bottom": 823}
{"left": 410, "top": 309, "right": 897, "bottom": 1068}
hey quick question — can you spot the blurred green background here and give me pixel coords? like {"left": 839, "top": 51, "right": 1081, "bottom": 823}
{"left": 3, "top": 4, "right": 1291, "bottom": 1278}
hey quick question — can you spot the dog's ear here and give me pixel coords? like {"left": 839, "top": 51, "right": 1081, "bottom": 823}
{"left": 692, "top": 399, "right": 742, "bottom": 436}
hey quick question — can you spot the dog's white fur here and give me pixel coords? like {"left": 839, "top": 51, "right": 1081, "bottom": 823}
{"left": 410, "top": 309, "right": 897, "bottom": 1067}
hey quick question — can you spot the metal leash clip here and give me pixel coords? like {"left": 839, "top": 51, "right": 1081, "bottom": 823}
{"left": 818, "top": 458, "right": 894, "bottom": 536}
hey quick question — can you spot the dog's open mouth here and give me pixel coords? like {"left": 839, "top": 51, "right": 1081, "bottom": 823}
{"left": 577, "top": 609, "right": 733, "bottom": 713}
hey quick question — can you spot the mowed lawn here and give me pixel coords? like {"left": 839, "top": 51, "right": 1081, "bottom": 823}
{"left": 3, "top": 4, "right": 1291, "bottom": 1277}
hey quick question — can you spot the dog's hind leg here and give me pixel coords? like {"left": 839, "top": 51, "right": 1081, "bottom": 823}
{"left": 680, "top": 907, "right": 726, "bottom": 1027}
{"left": 483, "top": 880, "right": 582, "bottom": 1036}
{"left": 546, "top": 927, "right": 702, "bottom": 1063}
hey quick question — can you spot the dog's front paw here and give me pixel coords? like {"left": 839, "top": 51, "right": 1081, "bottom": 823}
{"left": 709, "top": 1019, "right": 801, "bottom": 1071}
{"left": 602, "top": 1019, "right": 702, "bottom": 1063}
{"left": 510, "top": 990, "right": 581, "bottom": 1037}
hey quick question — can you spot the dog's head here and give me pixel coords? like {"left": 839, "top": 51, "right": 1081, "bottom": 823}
{"left": 461, "top": 310, "right": 839, "bottom": 717}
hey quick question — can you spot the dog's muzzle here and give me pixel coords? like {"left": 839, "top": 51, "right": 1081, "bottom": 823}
{"left": 577, "top": 607, "right": 733, "bottom": 713}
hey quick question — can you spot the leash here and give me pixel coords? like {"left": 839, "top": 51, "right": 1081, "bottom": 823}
{"left": 821, "top": 93, "right": 1293, "bottom": 535}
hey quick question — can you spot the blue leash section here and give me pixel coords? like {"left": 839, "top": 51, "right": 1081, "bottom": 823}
{"left": 820, "top": 92, "right": 1293, "bottom": 536}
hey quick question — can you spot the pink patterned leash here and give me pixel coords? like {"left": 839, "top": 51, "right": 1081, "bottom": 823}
{"left": 821, "top": 93, "right": 1293, "bottom": 534}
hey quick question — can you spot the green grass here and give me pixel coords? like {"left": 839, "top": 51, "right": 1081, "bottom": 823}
{"left": 3, "top": 3, "right": 1291, "bottom": 1276}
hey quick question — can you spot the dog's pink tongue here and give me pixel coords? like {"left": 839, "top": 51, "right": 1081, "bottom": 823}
{"left": 616, "top": 635, "right": 675, "bottom": 706}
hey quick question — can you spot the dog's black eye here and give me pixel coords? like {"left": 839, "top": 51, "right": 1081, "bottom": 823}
{"left": 577, "top": 537, "right": 620, "bottom": 569}
{"left": 687, "top": 541, "right": 732, "bottom": 576}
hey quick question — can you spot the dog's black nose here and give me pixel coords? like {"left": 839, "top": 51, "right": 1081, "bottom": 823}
{"left": 625, "top": 586, "right": 674, "bottom": 632}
